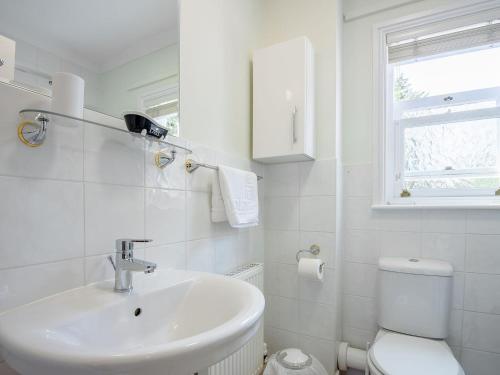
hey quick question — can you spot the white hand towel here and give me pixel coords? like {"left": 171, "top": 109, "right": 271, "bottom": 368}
{"left": 218, "top": 165, "right": 259, "bottom": 228}
{"left": 211, "top": 172, "right": 228, "bottom": 222}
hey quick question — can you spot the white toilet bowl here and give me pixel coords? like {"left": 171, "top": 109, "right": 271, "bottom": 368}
{"left": 367, "top": 329, "right": 464, "bottom": 375}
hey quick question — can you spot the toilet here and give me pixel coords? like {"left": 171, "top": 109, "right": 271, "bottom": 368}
{"left": 367, "top": 257, "right": 465, "bottom": 375}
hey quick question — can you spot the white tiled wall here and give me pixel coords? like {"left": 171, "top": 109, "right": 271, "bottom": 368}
{"left": 343, "top": 163, "right": 500, "bottom": 374}
{"left": 262, "top": 158, "right": 339, "bottom": 374}
{"left": 0, "top": 83, "right": 264, "bottom": 370}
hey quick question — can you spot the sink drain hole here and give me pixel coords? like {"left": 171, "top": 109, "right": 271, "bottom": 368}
{"left": 134, "top": 308, "right": 142, "bottom": 317}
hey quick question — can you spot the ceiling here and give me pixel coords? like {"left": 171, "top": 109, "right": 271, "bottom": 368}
{"left": 0, "top": 0, "right": 178, "bottom": 72}
{"left": 343, "top": 0, "right": 423, "bottom": 21}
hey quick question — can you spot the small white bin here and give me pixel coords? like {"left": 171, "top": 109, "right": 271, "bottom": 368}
{"left": 264, "top": 348, "right": 328, "bottom": 375}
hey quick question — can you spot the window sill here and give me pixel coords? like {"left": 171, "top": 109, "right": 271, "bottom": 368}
{"left": 372, "top": 198, "right": 500, "bottom": 210}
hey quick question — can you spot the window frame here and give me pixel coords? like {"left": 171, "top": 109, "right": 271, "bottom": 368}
{"left": 395, "top": 86, "right": 500, "bottom": 197}
{"left": 372, "top": 1, "right": 500, "bottom": 209}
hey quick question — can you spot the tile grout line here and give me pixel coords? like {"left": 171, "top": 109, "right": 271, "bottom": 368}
{"left": 0, "top": 172, "right": 194, "bottom": 193}
{"left": 82, "top": 119, "right": 88, "bottom": 285}
{"left": 184, "top": 153, "right": 189, "bottom": 269}
{"left": 296, "top": 166, "right": 302, "bottom": 334}
{"left": 0, "top": 255, "right": 87, "bottom": 272}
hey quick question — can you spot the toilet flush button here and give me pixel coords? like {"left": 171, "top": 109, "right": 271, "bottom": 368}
{"left": 409, "top": 258, "right": 419, "bottom": 262}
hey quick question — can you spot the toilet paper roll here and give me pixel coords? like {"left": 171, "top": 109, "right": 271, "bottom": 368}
{"left": 51, "top": 72, "right": 85, "bottom": 119}
{"left": 298, "top": 258, "right": 324, "bottom": 281}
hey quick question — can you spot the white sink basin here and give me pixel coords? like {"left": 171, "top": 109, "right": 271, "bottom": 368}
{"left": 0, "top": 270, "right": 265, "bottom": 375}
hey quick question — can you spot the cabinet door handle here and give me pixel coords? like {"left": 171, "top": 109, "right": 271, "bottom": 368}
{"left": 291, "top": 106, "right": 298, "bottom": 144}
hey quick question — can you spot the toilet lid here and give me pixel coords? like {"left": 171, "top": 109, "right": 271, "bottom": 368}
{"left": 369, "top": 332, "right": 461, "bottom": 375}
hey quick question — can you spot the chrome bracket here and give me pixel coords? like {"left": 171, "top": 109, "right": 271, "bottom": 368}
{"left": 185, "top": 158, "right": 201, "bottom": 173}
{"left": 154, "top": 149, "right": 177, "bottom": 169}
{"left": 17, "top": 113, "right": 49, "bottom": 147}
{"left": 296, "top": 244, "right": 320, "bottom": 263}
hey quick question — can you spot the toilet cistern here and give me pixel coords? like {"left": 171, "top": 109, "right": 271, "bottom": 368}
{"left": 108, "top": 239, "right": 157, "bottom": 293}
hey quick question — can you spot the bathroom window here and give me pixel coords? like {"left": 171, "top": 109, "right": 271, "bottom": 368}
{"left": 145, "top": 99, "right": 179, "bottom": 137}
{"left": 375, "top": 4, "right": 500, "bottom": 207}
{"left": 141, "top": 86, "right": 179, "bottom": 137}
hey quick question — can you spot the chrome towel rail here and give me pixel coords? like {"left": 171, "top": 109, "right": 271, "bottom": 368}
{"left": 185, "top": 159, "right": 263, "bottom": 180}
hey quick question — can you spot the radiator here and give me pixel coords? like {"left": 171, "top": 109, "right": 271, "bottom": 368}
{"left": 208, "top": 263, "right": 264, "bottom": 375}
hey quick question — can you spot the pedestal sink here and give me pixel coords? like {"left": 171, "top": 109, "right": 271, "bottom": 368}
{"left": 0, "top": 270, "right": 265, "bottom": 375}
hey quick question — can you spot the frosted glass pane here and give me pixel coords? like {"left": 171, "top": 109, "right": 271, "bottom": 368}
{"left": 404, "top": 119, "right": 498, "bottom": 173}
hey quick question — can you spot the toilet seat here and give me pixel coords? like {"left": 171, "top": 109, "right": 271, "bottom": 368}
{"left": 368, "top": 331, "right": 464, "bottom": 375}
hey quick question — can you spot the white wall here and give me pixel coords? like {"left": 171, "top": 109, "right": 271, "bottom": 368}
{"left": 0, "top": 82, "right": 264, "bottom": 373}
{"left": 342, "top": 1, "right": 500, "bottom": 374}
{"left": 343, "top": 165, "right": 500, "bottom": 375}
{"left": 0, "top": 2, "right": 347, "bottom": 374}
{"left": 342, "top": 0, "right": 454, "bottom": 165}
{"left": 0, "top": 1, "right": 270, "bottom": 373}
{"left": 179, "top": 0, "right": 263, "bottom": 159}
{"left": 263, "top": 158, "right": 338, "bottom": 374}
{"left": 0, "top": 81, "right": 264, "bottom": 306}
{"left": 259, "top": 1, "right": 343, "bottom": 373}
{"left": 260, "top": 0, "right": 339, "bottom": 160}
{"left": 0, "top": 1, "right": 264, "bottom": 310}
{"left": 180, "top": 0, "right": 341, "bottom": 161}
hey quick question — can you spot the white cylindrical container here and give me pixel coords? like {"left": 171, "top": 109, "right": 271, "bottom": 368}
{"left": 51, "top": 72, "right": 85, "bottom": 118}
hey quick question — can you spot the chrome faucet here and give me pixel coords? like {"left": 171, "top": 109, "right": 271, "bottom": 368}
{"left": 108, "top": 239, "right": 157, "bottom": 293}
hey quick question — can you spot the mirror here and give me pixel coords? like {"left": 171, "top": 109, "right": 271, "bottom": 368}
{"left": 0, "top": 0, "right": 180, "bottom": 136}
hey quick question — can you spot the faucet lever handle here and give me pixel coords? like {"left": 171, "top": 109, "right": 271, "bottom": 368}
{"left": 115, "top": 239, "right": 153, "bottom": 253}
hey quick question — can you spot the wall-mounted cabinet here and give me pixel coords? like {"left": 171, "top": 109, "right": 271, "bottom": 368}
{"left": 252, "top": 37, "right": 315, "bottom": 163}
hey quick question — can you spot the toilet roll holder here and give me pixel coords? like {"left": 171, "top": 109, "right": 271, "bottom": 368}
{"left": 296, "top": 244, "right": 321, "bottom": 263}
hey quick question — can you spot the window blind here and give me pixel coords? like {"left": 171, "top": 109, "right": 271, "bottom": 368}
{"left": 387, "top": 7, "right": 500, "bottom": 63}
{"left": 145, "top": 100, "right": 178, "bottom": 118}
